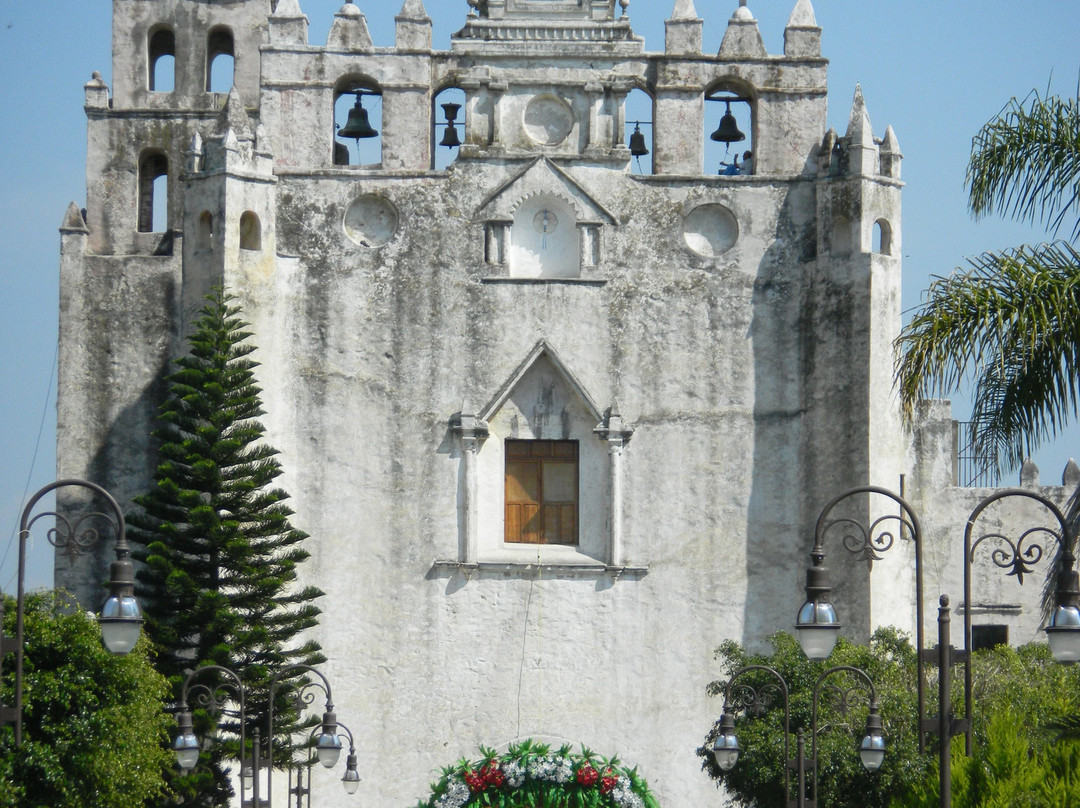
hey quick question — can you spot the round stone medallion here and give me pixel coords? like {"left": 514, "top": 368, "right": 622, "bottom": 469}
{"left": 682, "top": 203, "right": 739, "bottom": 257}
{"left": 343, "top": 194, "right": 399, "bottom": 248}
{"left": 523, "top": 94, "right": 574, "bottom": 146}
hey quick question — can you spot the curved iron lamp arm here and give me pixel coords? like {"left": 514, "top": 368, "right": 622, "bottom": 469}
{"left": 811, "top": 665, "right": 882, "bottom": 804}
{"left": 801, "top": 486, "right": 926, "bottom": 751}
{"left": 962, "top": 488, "right": 1073, "bottom": 754}
{"left": 266, "top": 664, "right": 338, "bottom": 806}
{"left": 718, "top": 665, "right": 792, "bottom": 804}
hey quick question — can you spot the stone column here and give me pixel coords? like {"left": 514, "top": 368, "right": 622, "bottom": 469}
{"left": 585, "top": 82, "right": 605, "bottom": 155}
{"left": 450, "top": 412, "right": 489, "bottom": 564}
{"left": 594, "top": 404, "right": 633, "bottom": 567}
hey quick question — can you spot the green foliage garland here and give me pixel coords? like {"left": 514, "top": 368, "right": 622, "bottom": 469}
{"left": 419, "top": 740, "right": 659, "bottom": 808}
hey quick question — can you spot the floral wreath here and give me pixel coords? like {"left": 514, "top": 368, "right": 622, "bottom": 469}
{"left": 419, "top": 740, "right": 659, "bottom": 808}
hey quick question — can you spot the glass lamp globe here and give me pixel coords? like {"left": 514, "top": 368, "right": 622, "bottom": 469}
{"left": 1046, "top": 603, "right": 1080, "bottom": 664}
{"left": 342, "top": 753, "right": 361, "bottom": 795}
{"left": 173, "top": 731, "right": 200, "bottom": 771}
{"left": 99, "top": 593, "right": 143, "bottom": 655}
{"left": 795, "top": 600, "right": 841, "bottom": 660}
{"left": 317, "top": 731, "right": 343, "bottom": 769}
{"left": 711, "top": 714, "right": 740, "bottom": 772}
{"left": 858, "top": 729, "right": 886, "bottom": 771}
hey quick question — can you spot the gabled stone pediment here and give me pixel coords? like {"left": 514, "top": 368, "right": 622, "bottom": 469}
{"left": 479, "top": 339, "right": 603, "bottom": 430}
{"left": 473, "top": 157, "right": 617, "bottom": 225}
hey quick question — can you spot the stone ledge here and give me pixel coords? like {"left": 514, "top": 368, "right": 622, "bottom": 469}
{"left": 480, "top": 277, "right": 607, "bottom": 286}
{"left": 431, "top": 560, "right": 647, "bottom": 578}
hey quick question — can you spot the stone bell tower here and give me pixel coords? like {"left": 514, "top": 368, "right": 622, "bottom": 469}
{"left": 58, "top": 2, "right": 916, "bottom": 806}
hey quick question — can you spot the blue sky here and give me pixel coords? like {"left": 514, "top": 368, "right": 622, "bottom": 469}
{"left": 1, "top": 1, "right": 1078, "bottom": 593}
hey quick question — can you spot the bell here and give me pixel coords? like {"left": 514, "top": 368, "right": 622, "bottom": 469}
{"left": 439, "top": 102, "right": 462, "bottom": 148}
{"left": 628, "top": 122, "right": 649, "bottom": 157}
{"left": 338, "top": 96, "right": 378, "bottom": 140}
{"left": 710, "top": 101, "right": 745, "bottom": 144}
{"left": 439, "top": 124, "right": 461, "bottom": 148}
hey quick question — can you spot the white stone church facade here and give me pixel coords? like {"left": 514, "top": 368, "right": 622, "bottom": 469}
{"left": 55, "top": 1, "right": 1077, "bottom": 806}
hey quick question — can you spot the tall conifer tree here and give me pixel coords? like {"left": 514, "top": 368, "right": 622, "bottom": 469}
{"left": 128, "top": 287, "right": 324, "bottom": 806}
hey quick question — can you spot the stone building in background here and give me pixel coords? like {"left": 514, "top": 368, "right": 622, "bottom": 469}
{"left": 55, "top": 1, "right": 1076, "bottom": 805}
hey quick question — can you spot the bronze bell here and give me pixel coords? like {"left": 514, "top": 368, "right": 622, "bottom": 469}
{"left": 338, "top": 96, "right": 378, "bottom": 140}
{"left": 628, "top": 122, "right": 649, "bottom": 157}
{"left": 710, "top": 101, "right": 745, "bottom": 144}
{"left": 439, "top": 102, "right": 461, "bottom": 148}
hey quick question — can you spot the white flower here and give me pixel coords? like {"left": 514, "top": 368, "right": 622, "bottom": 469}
{"left": 504, "top": 760, "right": 526, "bottom": 788}
{"left": 612, "top": 777, "right": 644, "bottom": 808}
{"left": 436, "top": 778, "right": 470, "bottom": 808}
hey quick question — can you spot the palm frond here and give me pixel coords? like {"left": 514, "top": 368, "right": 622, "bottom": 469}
{"left": 895, "top": 241, "right": 1080, "bottom": 472}
{"left": 967, "top": 89, "right": 1080, "bottom": 239}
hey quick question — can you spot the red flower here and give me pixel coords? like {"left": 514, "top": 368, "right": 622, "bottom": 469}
{"left": 600, "top": 770, "right": 618, "bottom": 795}
{"left": 464, "top": 770, "right": 486, "bottom": 792}
{"left": 576, "top": 764, "right": 599, "bottom": 787}
{"left": 480, "top": 761, "right": 506, "bottom": 788}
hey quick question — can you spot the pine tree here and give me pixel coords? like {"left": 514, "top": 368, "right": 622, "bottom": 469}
{"left": 128, "top": 287, "right": 324, "bottom": 807}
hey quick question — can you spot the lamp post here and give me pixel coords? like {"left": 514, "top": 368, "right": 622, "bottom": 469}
{"left": 172, "top": 663, "right": 354, "bottom": 806}
{"left": 289, "top": 719, "right": 361, "bottom": 807}
{"left": 793, "top": 485, "right": 1080, "bottom": 808}
{"left": 712, "top": 664, "right": 885, "bottom": 808}
{"left": 0, "top": 479, "right": 143, "bottom": 746}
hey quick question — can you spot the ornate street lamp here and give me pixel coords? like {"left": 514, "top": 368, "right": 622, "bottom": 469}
{"left": 0, "top": 479, "right": 143, "bottom": 746}
{"left": 712, "top": 664, "right": 885, "bottom": 807}
{"left": 794, "top": 485, "right": 1080, "bottom": 808}
{"left": 172, "top": 664, "right": 356, "bottom": 806}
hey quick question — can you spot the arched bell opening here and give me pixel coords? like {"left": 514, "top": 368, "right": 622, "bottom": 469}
{"left": 333, "top": 77, "right": 382, "bottom": 168}
{"left": 195, "top": 211, "right": 213, "bottom": 252}
{"left": 625, "top": 87, "right": 654, "bottom": 176}
{"left": 206, "top": 26, "right": 235, "bottom": 93}
{"left": 704, "top": 83, "right": 755, "bottom": 177}
{"left": 138, "top": 150, "right": 169, "bottom": 233}
{"left": 432, "top": 86, "right": 466, "bottom": 170}
{"left": 147, "top": 27, "right": 175, "bottom": 93}
{"left": 873, "top": 219, "right": 892, "bottom": 256}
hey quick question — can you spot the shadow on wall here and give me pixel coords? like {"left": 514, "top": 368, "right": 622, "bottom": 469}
{"left": 742, "top": 182, "right": 874, "bottom": 649}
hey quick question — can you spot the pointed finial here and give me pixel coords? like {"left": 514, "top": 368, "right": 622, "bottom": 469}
{"left": 1020, "top": 457, "right": 1040, "bottom": 487}
{"left": 1063, "top": 458, "right": 1080, "bottom": 487}
{"left": 671, "top": 0, "right": 697, "bottom": 20}
{"left": 787, "top": 0, "right": 817, "bottom": 27}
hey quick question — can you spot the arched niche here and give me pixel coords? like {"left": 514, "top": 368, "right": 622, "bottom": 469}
{"left": 625, "top": 87, "right": 654, "bottom": 175}
{"left": 873, "top": 219, "right": 892, "bottom": 255}
{"left": 239, "top": 211, "right": 261, "bottom": 251}
{"left": 509, "top": 193, "right": 580, "bottom": 279}
{"left": 138, "top": 150, "right": 169, "bottom": 233}
{"left": 195, "top": 211, "right": 213, "bottom": 252}
{"left": 147, "top": 27, "right": 175, "bottom": 92}
{"left": 832, "top": 215, "right": 852, "bottom": 257}
{"left": 333, "top": 76, "right": 382, "bottom": 167}
{"left": 704, "top": 81, "right": 755, "bottom": 176}
{"left": 432, "top": 86, "right": 465, "bottom": 170}
{"left": 206, "top": 26, "right": 235, "bottom": 93}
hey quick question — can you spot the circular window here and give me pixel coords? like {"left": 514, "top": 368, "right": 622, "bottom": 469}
{"left": 682, "top": 204, "right": 739, "bottom": 257}
{"left": 343, "top": 194, "right": 399, "bottom": 248}
{"left": 523, "top": 95, "right": 574, "bottom": 146}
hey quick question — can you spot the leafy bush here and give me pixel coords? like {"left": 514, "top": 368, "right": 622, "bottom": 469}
{"left": 698, "top": 630, "right": 1080, "bottom": 808}
{"left": 0, "top": 590, "right": 171, "bottom": 808}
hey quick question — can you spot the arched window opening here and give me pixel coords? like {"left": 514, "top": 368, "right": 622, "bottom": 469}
{"left": 873, "top": 219, "right": 892, "bottom": 255}
{"left": 625, "top": 88, "right": 654, "bottom": 175}
{"left": 138, "top": 151, "right": 169, "bottom": 233}
{"left": 148, "top": 28, "right": 175, "bottom": 92}
{"left": 206, "top": 27, "right": 235, "bottom": 93}
{"left": 832, "top": 215, "right": 852, "bottom": 257}
{"left": 509, "top": 194, "right": 580, "bottom": 279}
{"left": 333, "top": 78, "right": 382, "bottom": 167}
{"left": 196, "top": 211, "right": 214, "bottom": 251}
{"left": 704, "top": 88, "right": 754, "bottom": 176}
{"left": 239, "top": 211, "right": 261, "bottom": 251}
{"left": 432, "top": 86, "right": 465, "bottom": 170}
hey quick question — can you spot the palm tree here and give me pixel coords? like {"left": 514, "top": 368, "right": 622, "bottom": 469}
{"left": 895, "top": 88, "right": 1080, "bottom": 476}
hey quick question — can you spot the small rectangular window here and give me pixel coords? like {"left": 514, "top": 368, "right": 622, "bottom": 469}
{"left": 504, "top": 440, "right": 578, "bottom": 545}
{"left": 971, "top": 624, "right": 1008, "bottom": 652}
